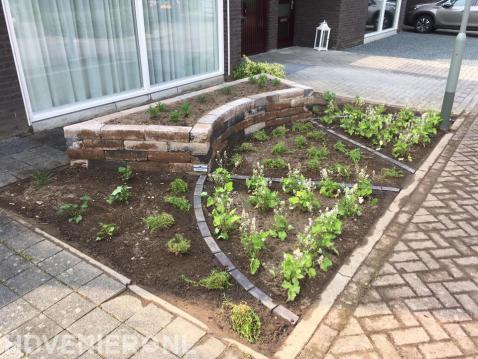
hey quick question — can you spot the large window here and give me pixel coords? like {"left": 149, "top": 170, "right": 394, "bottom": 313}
{"left": 4, "top": 0, "right": 222, "bottom": 120}
{"left": 364, "top": 0, "right": 402, "bottom": 37}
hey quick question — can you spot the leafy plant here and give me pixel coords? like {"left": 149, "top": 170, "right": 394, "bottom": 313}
{"left": 307, "top": 130, "right": 326, "bottom": 142}
{"left": 337, "top": 187, "right": 362, "bottom": 218}
{"left": 118, "top": 166, "right": 133, "bottom": 182}
{"left": 57, "top": 195, "right": 91, "bottom": 223}
{"left": 272, "top": 142, "right": 287, "bottom": 155}
{"left": 197, "top": 94, "right": 208, "bottom": 104}
{"left": 182, "top": 270, "right": 232, "bottom": 290}
{"left": 348, "top": 148, "right": 362, "bottom": 164}
{"left": 321, "top": 91, "right": 338, "bottom": 125}
{"left": 170, "top": 178, "right": 188, "bottom": 194}
{"left": 249, "top": 184, "right": 280, "bottom": 212}
{"left": 310, "top": 210, "right": 342, "bottom": 250}
{"left": 281, "top": 250, "right": 316, "bottom": 302}
{"left": 272, "top": 78, "right": 281, "bottom": 86}
{"left": 179, "top": 102, "right": 191, "bottom": 117}
{"left": 230, "top": 153, "right": 243, "bottom": 168}
{"left": 246, "top": 165, "right": 269, "bottom": 192}
{"left": 307, "top": 158, "right": 321, "bottom": 171}
{"left": 356, "top": 173, "right": 373, "bottom": 198}
{"left": 221, "top": 86, "right": 233, "bottom": 95}
{"left": 170, "top": 110, "right": 181, "bottom": 123}
{"left": 270, "top": 208, "right": 293, "bottom": 241}
{"left": 294, "top": 135, "right": 307, "bottom": 149}
{"left": 210, "top": 167, "right": 232, "bottom": 186}
{"left": 272, "top": 125, "right": 288, "bottom": 138}
{"left": 228, "top": 302, "right": 262, "bottom": 343}
{"left": 329, "top": 163, "right": 351, "bottom": 179}
{"left": 240, "top": 213, "right": 269, "bottom": 274}
{"left": 289, "top": 187, "right": 321, "bottom": 212}
{"left": 237, "top": 142, "right": 255, "bottom": 153}
{"left": 257, "top": 74, "right": 268, "bottom": 87}
{"left": 96, "top": 223, "right": 118, "bottom": 241}
{"left": 292, "top": 122, "right": 314, "bottom": 133}
{"left": 33, "top": 171, "right": 53, "bottom": 187}
{"left": 147, "top": 102, "right": 166, "bottom": 117}
{"left": 263, "top": 158, "right": 287, "bottom": 170}
{"left": 232, "top": 55, "right": 285, "bottom": 79}
{"left": 106, "top": 185, "right": 130, "bottom": 204}
{"left": 308, "top": 146, "right": 329, "bottom": 161}
{"left": 167, "top": 234, "right": 191, "bottom": 255}
{"left": 281, "top": 168, "right": 307, "bottom": 194}
{"left": 334, "top": 141, "right": 349, "bottom": 155}
{"left": 252, "top": 130, "right": 270, "bottom": 142}
{"left": 319, "top": 178, "right": 342, "bottom": 198}
{"left": 165, "top": 195, "right": 191, "bottom": 212}
{"left": 143, "top": 213, "right": 175, "bottom": 232}
{"left": 381, "top": 167, "right": 404, "bottom": 179}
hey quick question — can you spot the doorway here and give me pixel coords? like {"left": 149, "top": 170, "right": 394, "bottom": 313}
{"left": 241, "top": 0, "right": 268, "bottom": 55}
{"left": 277, "top": 0, "right": 295, "bottom": 48}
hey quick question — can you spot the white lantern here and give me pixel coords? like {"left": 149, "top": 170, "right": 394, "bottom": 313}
{"left": 314, "top": 21, "right": 331, "bottom": 51}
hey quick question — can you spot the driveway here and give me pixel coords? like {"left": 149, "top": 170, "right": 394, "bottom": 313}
{"left": 253, "top": 32, "right": 478, "bottom": 115}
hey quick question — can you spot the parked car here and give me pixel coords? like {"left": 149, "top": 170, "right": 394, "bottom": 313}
{"left": 367, "top": 0, "right": 397, "bottom": 31}
{"left": 405, "top": 0, "right": 478, "bottom": 33}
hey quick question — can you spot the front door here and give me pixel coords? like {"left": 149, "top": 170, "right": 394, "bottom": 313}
{"left": 242, "top": 0, "right": 267, "bottom": 55}
{"left": 277, "top": 0, "right": 295, "bottom": 47}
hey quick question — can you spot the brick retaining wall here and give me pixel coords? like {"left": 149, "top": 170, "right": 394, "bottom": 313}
{"left": 64, "top": 77, "right": 314, "bottom": 173}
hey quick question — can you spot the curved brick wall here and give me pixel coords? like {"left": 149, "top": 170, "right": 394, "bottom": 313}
{"left": 64, "top": 78, "right": 314, "bottom": 173}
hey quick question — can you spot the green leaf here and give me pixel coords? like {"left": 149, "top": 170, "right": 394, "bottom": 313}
{"left": 320, "top": 257, "right": 333, "bottom": 272}
{"left": 250, "top": 258, "right": 261, "bottom": 275}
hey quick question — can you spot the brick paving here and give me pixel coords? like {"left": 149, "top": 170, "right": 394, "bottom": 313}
{"left": 298, "top": 113, "right": 478, "bottom": 358}
{"left": 0, "top": 212, "right": 242, "bottom": 358}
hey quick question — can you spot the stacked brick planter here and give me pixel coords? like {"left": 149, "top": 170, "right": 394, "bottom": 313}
{"left": 64, "top": 77, "right": 314, "bottom": 173}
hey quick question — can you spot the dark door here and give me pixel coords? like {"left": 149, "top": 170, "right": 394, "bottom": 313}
{"left": 242, "top": 0, "right": 267, "bottom": 55}
{"left": 277, "top": 0, "right": 295, "bottom": 48}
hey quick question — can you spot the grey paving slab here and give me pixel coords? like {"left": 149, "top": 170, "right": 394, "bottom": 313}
{"left": 23, "top": 278, "right": 73, "bottom": 311}
{"left": 29, "top": 331, "right": 88, "bottom": 359}
{"left": 95, "top": 324, "right": 147, "bottom": 359}
{"left": 0, "top": 244, "right": 13, "bottom": 262}
{"left": 8, "top": 313, "right": 62, "bottom": 354}
{"left": 38, "top": 250, "right": 82, "bottom": 277}
{"left": 67, "top": 308, "right": 120, "bottom": 346}
{"left": 0, "top": 173, "right": 17, "bottom": 188}
{"left": 0, "top": 221, "right": 28, "bottom": 239}
{"left": 77, "top": 274, "right": 125, "bottom": 306}
{"left": 2, "top": 230, "right": 44, "bottom": 252}
{"left": 0, "top": 285, "right": 18, "bottom": 309}
{"left": 0, "top": 254, "right": 32, "bottom": 281}
{"left": 24, "top": 240, "right": 62, "bottom": 264}
{"left": 0, "top": 337, "right": 14, "bottom": 355}
{"left": 0, "top": 345, "right": 23, "bottom": 359}
{"left": 131, "top": 339, "right": 179, "bottom": 359}
{"left": 185, "top": 336, "right": 226, "bottom": 359}
{"left": 155, "top": 317, "right": 206, "bottom": 357}
{"left": 79, "top": 350, "right": 103, "bottom": 359}
{"left": 125, "top": 304, "right": 173, "bottom": 338}
{"left": 4, "top": 267, "right": 51, "bottom": 296}
{"left": 57, "top": 261, "right": 102, "bottom": 290}
{"left": 0, "top": 299, "right": 39, "bottom": 336}
{"left": 101, "top": 293, "right": 145, "bottom": 322}
{"left": 44, "top": 292, "right": 96, "bottom": 329}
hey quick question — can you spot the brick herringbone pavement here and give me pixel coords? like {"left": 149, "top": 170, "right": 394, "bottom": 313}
{"left": 302, "top": 118, "right": 478, "bottom": 359}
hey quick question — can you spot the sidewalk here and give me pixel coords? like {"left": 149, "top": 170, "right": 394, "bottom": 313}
{"left": 0, "top": 212, "right": 245, "bottom": 359}
{"left": 299, "top": 114, "right": 478, "bottom": 358}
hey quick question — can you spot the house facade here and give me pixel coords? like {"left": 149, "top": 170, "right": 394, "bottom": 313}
{"left": 0, "top": 0, "right": 407, "bottom": 138}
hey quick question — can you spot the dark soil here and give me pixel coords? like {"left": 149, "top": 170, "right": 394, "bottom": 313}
{"left": 225, "top": 124, "right": 405, "bottom": 188}
{"left": 203, "top": 180, "right": 395, "bottom": 315}
{"left": 0, "top": 167, "right": 291, "bottom": 355}
{"left": 109, "top": 80, "right": 287, "bottom": 126}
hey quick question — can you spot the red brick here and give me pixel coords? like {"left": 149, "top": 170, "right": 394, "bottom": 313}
{"left": 104, "top": 149, "right": 147, "bottom": 161}
{"left": 81, "top": 139, "right": 124, "bottom": 150}
{"left": 101, "top": 124, "right": 145, "bottom": 140}
{"left": 67, "top": 148, "right": 105, "bottom": 160}
{"left": 144, "top": 125, "right": 191, "bottom": 142}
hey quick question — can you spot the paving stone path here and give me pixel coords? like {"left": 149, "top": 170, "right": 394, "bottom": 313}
{"left": 298, "top": 114, "right": 478, "bottom": 358}
{"left": 0, "top": 212, "right": 244, "bottom": 359}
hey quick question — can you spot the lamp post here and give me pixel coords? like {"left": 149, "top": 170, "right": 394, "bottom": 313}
{"left": 440, "top": 0, "right": 472, "bottom": 130}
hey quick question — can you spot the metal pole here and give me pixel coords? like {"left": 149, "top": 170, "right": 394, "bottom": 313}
{"left": 440, "top": 0, "right": 472, "bottom": 130}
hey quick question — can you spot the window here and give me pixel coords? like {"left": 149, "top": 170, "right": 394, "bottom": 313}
{"left": 4, "top": 0, "right": 223, "bottom": 119}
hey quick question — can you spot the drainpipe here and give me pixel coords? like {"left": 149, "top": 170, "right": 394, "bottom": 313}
{"left": 440, "top": 0, "right": 472, "bottom": 130}
{"left": 227, "top": 0, "right": 231, "bottom": 77}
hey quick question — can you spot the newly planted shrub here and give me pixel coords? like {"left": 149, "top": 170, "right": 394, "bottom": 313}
{"left": 182, "top": 270, "right": 232, "bottom": 290}
{"left": 381, "top": 167, "right": 404, "bottom": 179}
{"left": 249, "top": 184, "right": 280, "bottom": 212}
{"left": 330, "top": 163, "right": 351, "bottom": 179}
{"left": 221, "top": 86, "right": 233, "bottom": 95}
{"left": 272, "top": 78, "right": 281, "bottom": 86}
{"left": 197, "top": 94, "right": 208, "bottom": 104}
{"left": 229, "top": 302, "right": 262, "bottom": 343}
{"left": 357, "top": 174, "right": 373, "bottom": 198}
{"left": 118, "top": 166, "right": 133, "bottom": 182}
{"left": 270, "top": 208, "right": 293, "bottom": 241}
{"left": 272, "top": 142, "right": 287, "bottom": 155}
{"left": 294, "top": 135, "right": 307, "bottom": 149}
{"left": 210, "top": 167, "right": 232, "bottom": 186}
{"left": 143, "top": 213, "right": 175, "bottom": 232}
{"left": 179, "top": 102, "right": 191, "bottom": 117}
{"left": 146, "top": 102, "right": 166, "bottom": 117}
{"left": 257, "top": 74, "right": 268, "bottom": 88}
{"left": 281, "top": 168, "right": 307, "bottom": 194}
{"left": 263, "top": 158, "right": 287, "bottom": 170}
{"left": 281, "top": 250, "right": 316, "bottom": 302}
{"left": 33, "top": 171, "right": 53, "bottom": 187}
{"left": 240, "top": 213, "right": 269, "bottom": 274}
{"left": 230, "top": 153, "right": 243, "bottom": 168}
{"left": 337, "top": 187, "right": 362, "bottom": 218}
{"left": 348, "top": 148, "right": 362, "bottom": 164}
{"left": 289, "top": 187, "right": 321, "bottom": 212}
{"left": 167, "top": 234, "right": 191, "bottom": 255}
{"left": 170, "top": 178, "right": 188, "bottom": 194}
{"left": 292, "top": 121, "right": 314, "bottom": 133}
{"left": 57, "top": 195, "right": 91, "bottom": 223}
{"left": 237, "top": 142, "right": 255, "bottom": 153}
{"left": 232, "top": 55, "right": 285, "bottom": 79}
{"left": 272, "top": 125, "right": 288, "bottom": 138}
{"left": 319, "top": 178, "right": 342, "bottom": 198}
{"left": 170, "top": 110, "right": 181, "bottom": 123}
{"left": 165, "top": 195, "right": 191, "bottom": 212}
{"left": 246, "top": 165, "right": 268, "bottom": 192}
{"left": 96, "top": 223, "right": 118, "bottom": 241}
{"left": 307, "top": 158, "right": 321, "bottom": 171}
{"left": 321, "top": 91, "right": 338, "bottom": 125}
{"left": 252, "top": 130, "right": 270, "bottom": 142}
{"left": 334, "top": 141, "right": 349, "bottom": 155}
{"left": 308, "top": 146, "right": 329, "bottom": 161}
{"left": 307, "top": 130, "right": 326, "bottom": 142}
{"left": 107, "top": 185, "right": 130, "bottom": 204}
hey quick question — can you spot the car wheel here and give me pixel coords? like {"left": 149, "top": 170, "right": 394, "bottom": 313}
{"left": 415, "top": 14, "right": 434, "bottom": 33}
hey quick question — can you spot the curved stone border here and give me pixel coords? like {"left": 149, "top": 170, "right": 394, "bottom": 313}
{"left": 193, "top": 175, "right": 300, "bottom": 325}
{"left": 231, "top": 175, "right": 401, "bottom": 193}
{"left": 312, "top": 120, "right": 416, "bottom": 174}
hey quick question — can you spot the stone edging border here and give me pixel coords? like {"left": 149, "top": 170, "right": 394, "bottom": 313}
{"left": 312, "top": 120, "right": 416, "bottom": 174}
{"left": 193, "top": 175, "right": 300, "bottom": 325}
{"left": 273, "top": 124, "right": 458, "bottom": 358}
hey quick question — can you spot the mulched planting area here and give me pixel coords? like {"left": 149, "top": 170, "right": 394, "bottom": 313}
{"left": 108, "top": 79, "right": 287, "bottom": 126}
{"left": 0, "top": 168, "right": 290, "bottom": 355}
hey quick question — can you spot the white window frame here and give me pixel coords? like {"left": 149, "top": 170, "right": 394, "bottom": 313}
{"left": 1, "top": 0, "right": 224, "bottom": 124}
{"left": 364, "top": 0, "right": 403, "bottom": 42}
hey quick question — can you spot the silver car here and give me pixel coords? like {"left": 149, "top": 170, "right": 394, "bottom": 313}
{"left": 405, "top": 0, "right": 478, "bottom": 33}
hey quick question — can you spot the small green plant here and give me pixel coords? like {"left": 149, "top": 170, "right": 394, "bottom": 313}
{"left": 249, "top": 185, "right": 280, "bottom": 212}
{"left": 167, "top": 234, "right": 191, "bottom": 255}
{"left": 240, "top": 212, "right": 270, "bottom": 274}
{"left": 197, "top": 94, "right": 208, "bottom": 104}
{"left": 307, "top": 130, "right": 326, "bottom": 142}
{"left": 107, "top": 185, "right": 130, "bottom": 204}
{"left": 292, "top": 122, "right": 314, "bottom": 133}
{"left": 118, "top": 166, "right": 133, "bottom": 182}
{"left": 146, "top": 102, "right": 166, "bottom": 117}
{"left": 319, "top": 178, "right": 342, "bottom": 198}
{"left": 57, "top": 195, "right": 91, "bottom": 224}
{"left": 272, "top": 142, "right": 287, "bottom": 155}
{"left": 334, "top": 141, "right": 349, "bottom": 155}
{"left": 371, "top": 198, "right": 379, "bottom": 206}
{"left": 16, "top": 249, "right": 35, "bottom": 262}
{"left": 281, "top": 168, "right": 307, "bottom": 194}
{"left": 270, "top": 209, "right": 293, "bottom": 241}
{"left": 257, "top": 74, "right": 268, "bottom": 88}
{"left": 348, "top": 148, "right": 361, "bottom": 164}
{"left": 210, "top": 167, "right": 232, "bottom": 186}
{"left": 272, "top": 78, "right": 281, "bottom": 86}
{"left": 179, "top": 102, "right": 191, "bottom": 117}
{"left": 170, "top": 178, "right": 188, "bottom": 194}
{"left": 237, "top": 142, "right": 255, "bottom": 153}
{"left": 143, "top": 213, "right": 175, "bottom": 232}
{"left": 337, "top": 187, "right": 361, "bottom": 218}
{"left": 246, "top": 165, "right": 268, "bottom": 192}
{"left": 357, "top": 173, "right": 373, "bottom": 198}
{"left": 165, "top": 195, "right": 191, "bottom": 212}
{"left": 252, "top": 130, "right": 270, "bottom": 142}
{"left": 281, "top": 251, "right": 316, "bottom": 302}
{"left": 33, "top": 171, "right": 53, "bottom": 187}
{"left": 230, "top": 153, "right": 243, "bottom": 168}
{"left": 289, "top": 187, "right": 321, "bottom": 212}
{"left": 330, "top": 163, "right": 351, "bottom": 179}
{"left": 321, "top": 91, "right": 338, "bottom": 125}
{"left": 272, "top": 125, "right": 288, "bottom": 138}
{"left": 307, "top": 158, "right": 321, "bottom": 171}
{"left": 294, "top": 135, "right": 307, "bottom": 149}
{"left": 182, "top": 270, "right": 232, "bottom": 290}
{"left": 96, "top": 223, "right": 118, "bottom": 241}
{"left": 170, "top": 109, "right": 181, "bottom": 123}
{"left": 308, "top": 146, "right": 329, "bottom": 161}
{"left": 381, "top": 167, "right": 404, "bottom": 179}
{"left": 232, "top": 55, "right": 285, "bottom": 79}
{"left": 228, "top": 302, "right": 262, "bottom": 343}
{"left": 248, "top": 75, "right": 258, "bottom": 84}
{"left": 263, "top": 158, "right": 287, "bottom": 170}
{"left": 221, "top": 86, "right": 233, "bottom": 95}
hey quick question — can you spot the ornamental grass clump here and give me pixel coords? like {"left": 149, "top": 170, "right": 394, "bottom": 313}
{"left": 227, "top": 301, "right": 262, "bottom": 343}
{"left": 143, "top": 213, "right": 175, "bottom": 232}
{"left": 169, "top": 178, "right": 188, "bottom": 194}
{"left": 167, "top": 234, "right": 191, "bottom": 255}
{"left": 182, "top": 270, "right": 232, "bottom": 290}
{"left": 232, "top": 55, "right": 285, "bottom": 79}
